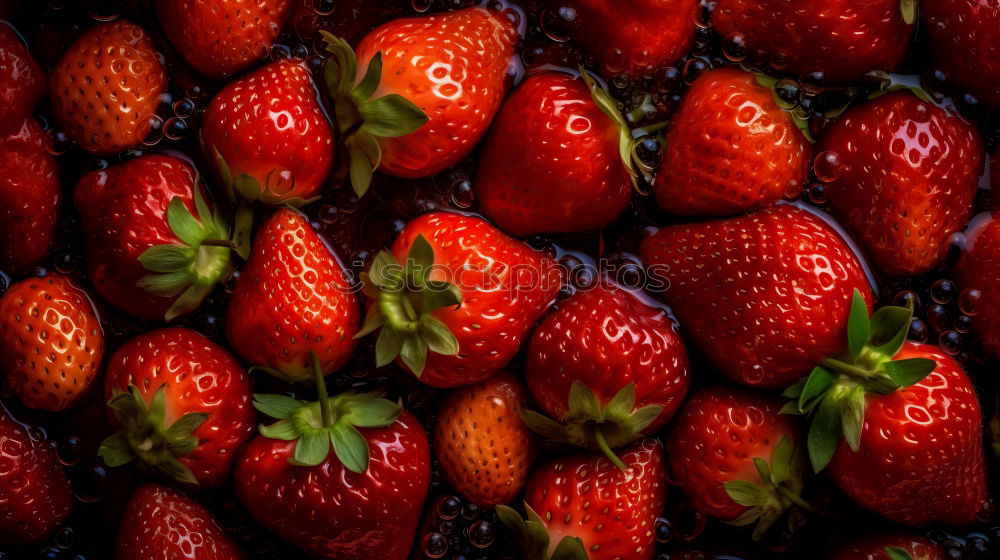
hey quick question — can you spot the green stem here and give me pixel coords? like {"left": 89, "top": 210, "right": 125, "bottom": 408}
{"left": 378, "top": 291, "right": 421, "bottom": 333}
{"left": 776, "top": 485, "right": 815, "bottom": 512}
{"left": 311, "top": 352, "right": 333, "bottom": 428}
{"left": 201, "top": 239, "right": 239, "bottom": 249}
{"left": 594, "top": 428, "right": 628, "bottom": 471}
{"left": 821, "top": 358, "right": 873, "bottom": 380}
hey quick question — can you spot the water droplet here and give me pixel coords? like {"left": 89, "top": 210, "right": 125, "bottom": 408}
{"left": 930, "top": 278, "right": 957, "bottom": 304}
{"left": 654, "top": 517, "right": 672, "bottom": 543}
{"left": 540, "top": 5, "right": 578, "bottom": 43}
{"left": 421, "top": 532, "right": 448, "bottom": 558}
{"left": 436, "top": 495, "right": 461, "bottom": 520}
{"left": 813, "top": 151, "right": 842, "bottom": 182}
{"left": 163, "top": 117, "right": 188, "bottom": 141}
{"left": 172, "top": 98, "right": 196, "bottom": 118}
{"left": 57, "top": 436, "right": 83, "bottom": 466}
{"left": 722, "top": 33, "right": 748, "bottom": 62}
{"left": 959, "top": 288, "right": 982, "bottom": 316}
{"left": 468, "top": 520, "right": 494, "bottom": 548}
{"left": 893, "top": 290, "right": 921, "bottom": 312}
{"left": 939, "top": 330, "right": 962, "bottom": 355}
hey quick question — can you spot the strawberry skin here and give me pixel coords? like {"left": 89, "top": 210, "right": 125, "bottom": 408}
{"left": 639, "top": 204, "right": 872, "bottom": 389}
{"left": 225, "top": 207, "right": 360, "bottom": 381}
{"left": 0, "top": 118, "right": 59, "bottom": 274}
{"left": 954, "top": 210, "right": 1000, "bottom": 358}
{"left": 922, "top": 0, "right": 1000, "bottom": 109}
{"left": 817, "top": 91, "right": 983, "bottom": 277}
{"left": 832, "top": 533, "right": 944, "bottom": 560}
{"left": 157, "top": 0, "right": 292, "bottom": 79}
{"left": 117, "top": 483, "right": 245, "bottom": 560}
{"left": 828, "top": 342, "right": 987, "bottom": 526}
{"left": 655, "top": 67, "right": 811, "bottom": 216}
{"left": 0, "top": 22, "right": 45, "bottom": 134}
{"left": 0, "top": 275, "right": 104, "bottom": 412}
{"left": 49, "top": 20, "right": 167, "bottom": 155}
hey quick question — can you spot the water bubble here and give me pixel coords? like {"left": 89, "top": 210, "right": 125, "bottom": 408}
{"left": 939, "top": 330, "right": 962, "bottom": 355}
{"left": 39, "top": 547, "right": 61, "bottom": 560}
{"left": 773, "top": 79, "right": 800, "bottom": 110}
{"left": 46, "top": 130, "right": 71, "bottom": 155}
{"left": 634, "top": 136, "right": 662, "bottom": 169}
{"left": 926, "top": 304, "right": 950, "bottom": 332}
{"left": 292, "top": 44, "right": 310, "bottom": 59}
{"left": 461, "top": 502, "right": 480, "bottom": 520}
{"left": 172, "top": 98, "right": 196, "bottom": 118}
{"left": 54, "top": 527, "right": 75, "bottom": 548}
{"left": 955, "top": 314, "right": 972, "bottom": 334}
{"left": 722, "top": 33, "right": 748, "bottom": 62}
{"left": 143, "top": 115, "right": 164, "bottom": 146}
{"left": 28, "top": 426, "right": 47, "bottom": 441}
{"left": 421, "top": 532, "right": 448, "bottom": 558}
{"left": 163, "top": 117, "right": 188, "bottom": 141}
{"left": 312, "top": 0, "right": 335, "bottom": 15}
{"left": 813, "top": 151, "right": 842, "bottom": 183}
{"left": 412, "top": 0, "right": 432, "bottom": 12}
{"left": 57, "top": 436, "right": 83, "bottom": 466}
{"left": 654, "top": 517, "right": 672, "bottom": 543}
{"left": 540, "top": 5, "right": 578, "bottom": 43}
{"left": 468, "top": 520, "right": 494, "bottom": 548}
{"left": 908, "top": 318, "right": 929, "bottom": 343}
{"left": 893, "top": 290, "right": 921, "bottom": 312}
{"left": 436, "top": 495, "right": 461, "bottom": 520}
{"left": 450, "top": 179, "right": 475, "bottom": 209}
{"left": 931, "top": 279, "right": 957, "bottom": 304}
{"left": 806, "top": 183, "right": 827, "bottom": 205}
{"left": 959, "top": 288, "right": 982, "bottom": 316}
{"left": 55, "top": 252, "right": 81, "bottom": 274}
{"left": 682, "top": 58, "right": 709, "bottom": 85}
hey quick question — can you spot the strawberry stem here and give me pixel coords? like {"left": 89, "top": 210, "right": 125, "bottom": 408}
{"left": 820, "top": 357, "right": 873, "bottom": 380}
{"left": 594, "top": 428, "right": 628, "bottom": 471}
{"left": 311, "top": 352, "right": 333, "bottom": 428}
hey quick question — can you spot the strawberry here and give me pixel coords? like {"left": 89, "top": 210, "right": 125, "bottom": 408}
{"left": 117, "top": 483, "right": 245, "bottom": 560}
{"left": 0, "top": 21, "right": 45, "bottom": 134}
{"left": 0, "top": 118, "right": 59, "bottom": 274}
{"left": 49, "top": 20, "right": 167, "bottom": 155}
{"left": 0, "top": 275, "right": 104, "bottom": 412}
{"left": 954, "top": 210, "right": 1000, "bottom": 358}
{"left": 521, "top": 281, "right": 690, "bottom": 467}
{"left": 202, "top": 58, "right": 334, "bottom": 205}
{"left": 433, "top": 373, "right": 536, "bottom": 508}
{"left": 711, "top": 0, "right": 914, "bottom": 83}
{"left": 816, "top": 91, "right": 983, "bottom": 277}
{"left": 922, "top": 0, "right": 1000, "bottom": 109}
{"left": 654, "top": 68, "right": 811, "bottom": 216}
{"left": 497, "top": 438, "right": 666, "bottom": 560}
{"left": 832, "top": 534, "right": 944, "bottom": 560}
{"left": 358, "top": 211, "right": 561, "bottom": 388}
{"left": 320, "top": 6, "right": 518, "bottom": 195}
{"left": 667, "top": 386, "right": 807, "bottom": 540}
{"left": 476, "top": 70, "right": 638, "bottom": 236}
{"left": 98, "top": 328, "right": 256, "bottom": 488}
{"left": 225, "top": 207, "right": 360, "bottom": 381}
{"left": 0, "top": 403, "right": 73, "bottom": 546}
{"left": 157, "top": 0, "right": 292, "bottom": 79}
{"left": 75, "top": 154, "right": 236, "bottom": 322}
{"left": 639, "top": 203, "right": 872, "bottom": 389}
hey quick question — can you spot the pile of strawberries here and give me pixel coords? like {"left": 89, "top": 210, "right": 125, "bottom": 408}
{"left": 1, "top": 0, "right": 1000, "bottom": 559}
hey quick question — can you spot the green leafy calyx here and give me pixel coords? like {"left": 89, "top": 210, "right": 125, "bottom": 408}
{"left": 580, "top": 68, "right": 648, "bottom": 191}
{"left": 886, "top": 547, "right": 915, "bottom": 560}
{"left": 496, "top": 503, "right": 589, "bottom": 560}
{"left": 210, "top": 147, "right": 319, "bottom": 209}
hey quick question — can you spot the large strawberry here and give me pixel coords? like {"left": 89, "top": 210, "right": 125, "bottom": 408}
{"left": 321, "top": 6, "right": 518, "bottom": 195}
{"left": 522, "top": 281, "right": 690, "bottom": 468}
{"left": 817, "top": 91, "right": 983, "bottom": 277}
{"left": 225, "top": 207, "right": 359, "bottom": 381}
{"left": 639, "top": 203, "right": 872, "bottom": 389}
{"left": 117, "top": 483, "right": 245, "bottom": 560}
{"left": 0, "top": 118, "right": 59, "bottom": 274}
{"left": 922, "top": 0, "right": 1000, "bottom": 110}
{"left": 75, "top": 154, "right": 236, "bottom": 321}
{"left": 0, "top": 21, "right": 45, "bottom": 133}
{"left": 157, "top": 0, "right": 292, "bottom": 79}
{"left": 476, "top": 70, "right": 638, "bottom": 236}
{"left": 954, "top": 211, "right": 1000, "bottom": 358}
{"left": 0, "top": 403, "right": 72, "bottom": 546}
{"left": 832, "top": 533, "right": 944, "bottom": 560}
{"left": 655, "top": 68, "right": 811, "bottom": 216}
{"left": 99, "top": 328, "right": 255, "bottom": 488}
{"left": 49, "top": 20, "right": 167, "bottom": 154}
{"left": 358, "top": 211, "right": 561, "bottom": 388}
{"left": 0, "top": 275, "right": 104, "bottom": 412}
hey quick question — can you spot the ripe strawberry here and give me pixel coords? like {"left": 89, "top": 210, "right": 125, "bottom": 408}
{"left": 817, "top": 91, "right": 983, "bottom": 276}
{"left": 0, "top": 275, "right": 104, "bottom": 412}
{"left": 0, "top": 403, "right": 72, "bottom": 546}
{"left": 832, "top": 534, "right": 944, "bottom": 560}
{"left": 711, "top": 0, "right": 914, "bottom": 83}
{"left": 922, "top": 0, "right": 1000, "bottom": 109}
{"left": 117, "top": 483, "right": 245, "bottom": 560}
{"left": 49, "top": 20, "right": 167, "bottom": 155}
{"left": 99, "top": 328, "right": 256, "bottom": 488}
{"left": 522, "top": 281, "right": 690, "bottom": 467}
{"left": 358, "top": 211, "right": 561, "bottom": 388}
{"left": 655, "top": 68, "right": 811, "bottom": 216}
{"left": 433, "top": 373, "right": 536, "bottom": 507}
{"left": 75, "top": 154, "right": 236, "bottom": 321}
{"left": 0, "top": 118, "right": 59, "bottom": 274}
{"left": 498, "top": 438, "right": 666, "bottom": 560}
{"left": 321, "top": 6, "right": 518, "bottom": 194}
{"left": 954, "top": 210, "right": 1000, "bottom": 358}
{"left": 476, "top": 71, "right": 637, "bottom": 236}
{"left": 226, "top": 207, "right": 360, "bottom": 381}
{"left": 202, "top": 58, "right": 334, "bottom": 204}
{"left": 0, "top": 22, "right": 45, "bottom": 133}
{"left": 157, "top": 0, "right": 292, "bottom": 79}
{"left": 639, "top": 203, "right": 872, "bottom": 389}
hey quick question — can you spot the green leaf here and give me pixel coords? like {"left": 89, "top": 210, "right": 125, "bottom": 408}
{"left": 840, "top": 387, "right": 867, "bottom": 452}
{"left": 342, "top": 397, "right": 401, "bottom": 428}
{"left": 259, "top": 418, "right": 299, "bottom": 441}
{"left": 355, "top": 306, "right": 387, "bottom": 339}
{"left": 724, "top": 480, "right": 768, "bottom": 506}
{"left": 780, "top": 401, "right": 805, "bottom": 415}
{"left": 159, "top": 459, "right": 198, "bottom": 485}
{"left": 808, "top": 393, "right": 842, "bottom": 472}
{"left": 783, "top": 378, "right": 807, "bottom": 399}
{"left": 405, "top": 234, "right": 435, "bottom": 282}
{"left": 886, "top": 547, "right": 915, "bottom": 560}
{"left": 630, "top": 405, "right": 663, "bottom": 433}
{"left": 232, "top": 201, "right": 254, "bottom": 260}
{"left": 139, "top": 244, "right": 195, "bottom": 273}
{"left": 882, "top": 358, "right": 936, "bottom": 387}
{"left": 138, "top": 271, "right": 193, "bottom": 297}
{"left": 495, "top": 504, "right": 528, "bottom": 537}
{"left": 367, "top": 250, "right": 402, "bottom": 290}
{"left": 422, "top": 281, "right": 462, "bottom": 311}
{"left": 754, "top": 73, "right": 778, "bottom": 88}
{"left": 870, "top": 304, "right": 912, "bottom": 357}
{"left": 551, "top": 536, "right": 589, "bottom": 560}
{"left": 799, "top": 366, "right": 835, "bottom": 412}
{"left": 519, "top": 409, "right": 569, "bottom": 441}
{"left": 605, "top": 383, "right": 637, "bottom": 421}
{"left": 292, "top": 430, "right": 330, "bottom": 467}
{"left": 420, "top": 314, "right": 459, "bottom": 356}
{"left": 770, "top": 436, "right": 793, "bottom": 484}
{"left": 847, "top": 289, "right": 870, "bottom": 360}
{"left": 331, "top": 422, "right": 369, "bottom": 473}
{"left": 164, "top": 412, "right": 209, "bottom": 441}
{"left": 568, "top": 382, "right": 602, "bottom": 420}
{"left": 347, "top": 136, "right": 376, "bottom": 198}
{"left": 399, "top": 333, "right": 428, "bottom": 375}
{"left": 164, "top": 280, "right": 213, "bottom": 322}
{"left": 98, "top": 433, "right": 135, "bottom": 467}
{"left": 752, "top": 457, "right": 773, "bottom": 486}
{"left": 727, "top": 506, "right": 763, "bottom": 527}
{"left": 360, "top": 94, "right": 429, "bottom": 138}
{"left": 900, "top": 0, "right": 916, "bottom": 25}
{"left": 374, "top": 326, "right": 404, "bottom": 367}
{"left": 355, "top": 51, "right": 383, "bottom": 100}
{"left": 147, "top": 385, "right": 167, "bottom": 428}
{"left": 166, "top": 197, "right": 204, "bottom": 247}
{"left": 253, "top": 394, "right": 305, "bottom": 419}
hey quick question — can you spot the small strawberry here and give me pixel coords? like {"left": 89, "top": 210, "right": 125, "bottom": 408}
{"left": 954, "top": 210, "right": 1000, "bottom": 358}
{"left": 521, "top": 281, "right": 690, "bottom": 468}
{"left": 49, "top": 20, "right": 167, "bottom": 155}
{"left": 320, "top": 6, "right": 518, "bottom": 194}
{"left": 0, "top": 275, "right": 104, "bottom": 412}
{"left": 639, "top": 203, "right": 872, "bottom": 389}
{"left": 832, "top": 534, "right": 944, "bottom": 560}
{"left": 358, "top": 211, "right": 561, "bottom": 388}
{"left": 655, "top": 68, "right": 811, "bottom": 216}
{"left": 99, "top": 328, "right": 256, "bottom": 488}
{"left": 922, "top": 0, "right": 1000, "bottom": 110}
{"left": 817, "top": 91, "right": 983, "bottom": 276}
{"left": 117, "top": 483, "right": 245, "bottom": 560}
{"left": 433, "top": 373, "right": 536, "bottom": 508}
{"left": 0, "top": 21, "right": 45, "bottom": 133}
{"left": 157, "top": 0, "right": 292, "bottom": 79}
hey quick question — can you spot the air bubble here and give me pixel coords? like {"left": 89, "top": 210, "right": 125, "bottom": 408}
{"left": 930, "top": 279, "right": 957, "bottom": 304}
{"left": 722, "top": 33, "right": 748, "bottom": 62}
{"left": 468, "top": 520, "right": 494, "bottom": 548}
{"left": 540, "top": 5, "right": 578, "bottom": 43}
{"left": 813, "top": 151, "right": 842, "bottom": 183}
{"left": 959, "top": 288, "right": 982, "bottom": 316}
{"left": 421, "top": 532, "right": 448, "bottom": 558}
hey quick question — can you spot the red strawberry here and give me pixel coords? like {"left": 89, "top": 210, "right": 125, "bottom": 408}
{"left": 639, "top": 203, "right": 872, "bottom": 389}
{"left": 476, "top": 71, "right": 637, "bottom": 236}
{"left": 359, "top": 211, "right": 561, "bottom": 388}
{"left": 954, "top": 210, "right": 1000, "bottom": 358}
{"left": 0, "top": 118, "right": 59, "bottom": 274}
{"left": 202, "top": 58, "right": 333, "bottom": 204}
{"left": 321, "top": 6, "right": 518, "bottom": 194}
{"left": 49, "top": 20, "right": 167, "bottom": 155}
{"left": 0, "top": 21, "right": 45, "bottom": 133}
{"left": 498, "top": 438, "right": 666, "bottom": 560}
{"left": 433, "top": 373, "right": 536, "bottom": 507}
{"left": 75, "top": 154, "right": 236, "bottom": 321}
{"left": 711, "top": 0, "right": 914, "bottom": 83}
{"left": 831, "top": 533, "right": 944, "bottom": 560}
{"left": 522, "top": 281, "right": 690, "bottom": 466}
{"left": 99, "top": 328, "right": 256, "bottom": 488}
{"left": 667, "top": 386, "right": 806, "bottom": 540}
{"left": 117, "top": 483, "right": 245, "bottom": 560}
{"left": 0, "top": 403, "right": 72, "bottom": 546}
{"left": 0, "top": 275, "right": 104, "bottom": 412}
{"left": 157, "top": 0, "right": 292, "bottom": 79}
{"left": 922, "top": 0, "right": 1000, "bottom": 110}
{"left": 992, "top": 148, "right": 999, "bottom": 196}
{"left": 225, "top": 207, "right": 360, "bottom": 381}
{"left": 654, "top": 67, "right": 811, "bottom": 216}
{"left": 816, "top": 91, "right": 983, "bottom": 276}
